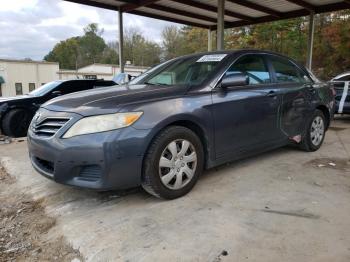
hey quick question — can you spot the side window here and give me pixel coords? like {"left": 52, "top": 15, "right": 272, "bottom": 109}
{"left": 226, "top": 55, "right": 270, "bottom": 85}
{"left": 15, "top": 83, "right": 23, "bottom": 95}
{"left": 298, "top": 69, "right": 313, "bottom": 84}
{"left": 270, "top": 56, "right": 307, "bottom": 83}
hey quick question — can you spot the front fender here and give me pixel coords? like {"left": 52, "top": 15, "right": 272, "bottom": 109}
{"left": 123, "top": 94, "right": 215, "bottom": 166}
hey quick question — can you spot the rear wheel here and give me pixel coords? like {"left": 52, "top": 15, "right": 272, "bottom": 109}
{"left": 300, "top": 109, "right": 326, "bottom": 152}
{"left": 2, "top": 109, "right": 33, "bottom": 137}
{"left": 142, "top": 126, "right": 204, "bottom": 199}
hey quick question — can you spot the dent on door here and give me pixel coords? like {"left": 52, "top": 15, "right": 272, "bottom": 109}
{"left": 279, "top": 85, "right": 311, "bottom": 138}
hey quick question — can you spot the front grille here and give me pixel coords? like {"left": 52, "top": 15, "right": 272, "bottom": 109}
{"left": 32, "top": 117, "right": 70, "bottom": 138}
{"left": 78, "top": 165, "right": 102, "bottom": 182}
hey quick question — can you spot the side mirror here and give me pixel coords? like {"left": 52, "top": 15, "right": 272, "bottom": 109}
{"left": 221, "top": 73, "right": 249, "bottom": 88}
{"left": 51, "top": 90, "right": 62, "bottom": 97}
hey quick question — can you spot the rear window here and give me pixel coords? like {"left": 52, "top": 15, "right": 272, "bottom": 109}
{"left": 270, "top": 56, "right": 310, "bottom": 83}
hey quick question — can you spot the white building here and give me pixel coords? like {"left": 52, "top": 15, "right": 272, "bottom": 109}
{"left": 0, "top": 59, "right": 59, "bottom": 97}
{"left": 0, "top": 59, "right": 148, "bottom": 97}
{"left": 57, "top": 63, "right": 148, "bottom": 80}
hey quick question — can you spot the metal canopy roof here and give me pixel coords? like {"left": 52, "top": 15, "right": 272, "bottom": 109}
{"left": 65, "top": 0, "right": 350, "bottom": 29}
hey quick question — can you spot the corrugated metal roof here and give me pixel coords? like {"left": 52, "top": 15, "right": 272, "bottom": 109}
{"left": 139, "top": 6, "right": 214, "bottom": 25}
{"left": 64, "top": 0, "right": 350, "bottom": 29}
{"left": 249, "top": 0, "right": 301, "bottom": 12}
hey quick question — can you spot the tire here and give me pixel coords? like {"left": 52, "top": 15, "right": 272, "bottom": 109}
{"left": 2, "top": 109, "right": 33, "bottom": 137}
{"left": 300, "top": 109, "right": 326, "bottom": 152}
{"left": 142, "top": 126, "right": 204, "bottom": 199}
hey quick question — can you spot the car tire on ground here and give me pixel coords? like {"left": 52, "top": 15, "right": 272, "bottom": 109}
{"left": 142, "top": 126, "right": 204, "bottom": 199}
{"left": 2, "top": 109, "right": 33, "bottom": 137}
{"left": 300, "top": 109, "right": 326, "bottom": 152}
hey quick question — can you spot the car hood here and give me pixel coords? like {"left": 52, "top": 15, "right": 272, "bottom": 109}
{"left": 42, "top": 84, "right": 186, "bottom": 116}
{"left": 0, "top": 95, "right": 31, "bottom": 103}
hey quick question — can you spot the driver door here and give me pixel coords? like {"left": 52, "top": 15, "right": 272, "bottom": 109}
{"left": 211, "top": 54, "right": 283, "bottom": 159}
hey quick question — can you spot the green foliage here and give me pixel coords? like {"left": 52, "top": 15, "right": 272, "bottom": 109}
{"left": 44, "top": 24, "right": 107, "bottom": 69}
{"left": 162, "top": 25, "right": 186, "bottom": 59}
{"left": 123, "top": 27, "right": 161, "bottom": 66}
{"left": 313, "top": 10, "right": 350, "bottom": 78}
{"left": 79, "top": 24, "right": 107, "bottom": 65}
{"left": 161, "top": 26, "right": 209, "bottom": 59}
{"left": 44, "top": 37, "right": 80, "bottom": 70}
{"left": 225, "top": 18, "right": 308, "bottom": 64}
{"left": 45, "top": 11, "right": 350, "bottom": 79}
{"left": 224, "top": 11, "right": 350, "bottom": 79}
{"left": 44, "top": 23, "right": 161, "bottom": 69}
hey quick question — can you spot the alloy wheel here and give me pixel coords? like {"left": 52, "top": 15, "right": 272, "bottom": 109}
{"left": 310, "top": 116, "right": 324, "bottom": 146}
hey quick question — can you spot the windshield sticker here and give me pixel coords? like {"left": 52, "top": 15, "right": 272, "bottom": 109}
{"left": 197, "top": 54, "right": 227, "bottom": 62}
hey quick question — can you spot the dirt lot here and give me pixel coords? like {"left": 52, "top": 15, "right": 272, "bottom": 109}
{"left": 1, "top": 117, "right": 350, "bottom": 262}
{"left": 0, "top": 166, "right": 83, "bottom": 262}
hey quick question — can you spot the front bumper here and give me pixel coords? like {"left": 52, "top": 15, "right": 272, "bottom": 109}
{"left": 27, "top": 109, "right": 152, "bottom": 190}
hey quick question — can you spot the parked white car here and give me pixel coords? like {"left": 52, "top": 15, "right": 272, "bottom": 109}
{"left": 330, "top": 72, "right": 350, "bottom": 114}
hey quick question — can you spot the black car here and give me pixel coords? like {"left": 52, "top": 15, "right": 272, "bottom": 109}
{"left": 28, "top": 50, "right": 334, "bottom": 199}
{"left": 0, "top": 79, "right": 116, "bottom": 137}
{"left": 330, "top": 72, "right": 350, "bottom": 114}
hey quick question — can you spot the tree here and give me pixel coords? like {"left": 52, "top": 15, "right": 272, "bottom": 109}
{"left": 44, "top": 23, "right": 107, "bottom": 69}
{"left": 181, "top": 26, "right": 209, "bottom": 54}
{"left": 162, "top": 25, "right": 185, "bottom": 59}
{"left": 44, "top": 37, "right": 80, "bottom": 69}
{"left": 79, "top": 23, "right": 107, "bottom": 66}
{"left": 122, "top": 27, "right": 161, "bottom": 66}
{"left": 44, "top": 24, "right": 161, "bottom": 69}
{"left": 100, "top": 42, "right": 119, "bottom": 65}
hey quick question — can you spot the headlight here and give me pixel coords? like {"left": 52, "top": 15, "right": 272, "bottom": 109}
{"left": 63, "top": 112, "right": 143, "bottom": 138}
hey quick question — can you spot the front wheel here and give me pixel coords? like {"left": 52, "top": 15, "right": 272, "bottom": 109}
{"left": 2, "top": 109, "right": 33, "bottom": 137}
{"left": 300, "top": 109, "right": 326, "bottom": 152}
{"left": 142, "top": 126, "right": 204, "bottom": 199}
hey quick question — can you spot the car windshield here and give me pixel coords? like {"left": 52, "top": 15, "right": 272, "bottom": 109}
{"left": 131, "top": 54, "right": 226, "bottom": 87}
{"left": 29, "top": 81, "right": 62, "bottom": 96}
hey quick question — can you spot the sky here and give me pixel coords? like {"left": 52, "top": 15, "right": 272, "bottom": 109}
{"left": 0, "top": 0, "right": 178, "bottom": 60}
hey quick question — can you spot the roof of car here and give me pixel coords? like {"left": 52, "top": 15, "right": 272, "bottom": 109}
{"left": 170, "top": 49, "right": 305, "bottom": 71}
{"left": 58, "top": 79, "right": 104, "bottom": 83}
{"left": 175, "top": 49, "right": 297, "bottom": 60}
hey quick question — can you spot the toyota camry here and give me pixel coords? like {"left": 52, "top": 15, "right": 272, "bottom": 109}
{"left": 27, "top": 50, "right": 334, "bottom": 199}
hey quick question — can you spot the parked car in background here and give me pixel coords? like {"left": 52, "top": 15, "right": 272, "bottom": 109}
{"left": 28, "top": 50, "right": 334, "bottom": 199}
{"left": 112, "top": 73, "right": 135, "bottom": 85}
{"left": 330, "top": 71, "right": 350, "bottom": 114}
{"left": 0, "top": 79, "right": 116, "bottom": 137}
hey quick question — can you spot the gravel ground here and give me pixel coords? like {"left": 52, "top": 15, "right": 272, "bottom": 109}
{"left": 0, "top": 167, "right": 83, "bottom": 262}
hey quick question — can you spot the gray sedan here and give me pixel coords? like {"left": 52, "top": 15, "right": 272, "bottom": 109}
{"left": 27, "top": 50, "right": 334, "bottom": 199}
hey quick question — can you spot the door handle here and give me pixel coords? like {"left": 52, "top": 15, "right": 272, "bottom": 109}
{"left": 267, "top": 90, "right": 277, "bottom": 97}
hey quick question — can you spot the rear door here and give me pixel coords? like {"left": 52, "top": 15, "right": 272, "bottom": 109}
{"left": 211, "top": 54, "right": 283, "bottom": 159}
{"left": 267, "top": 55, "right": 314, "bottom": 137}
